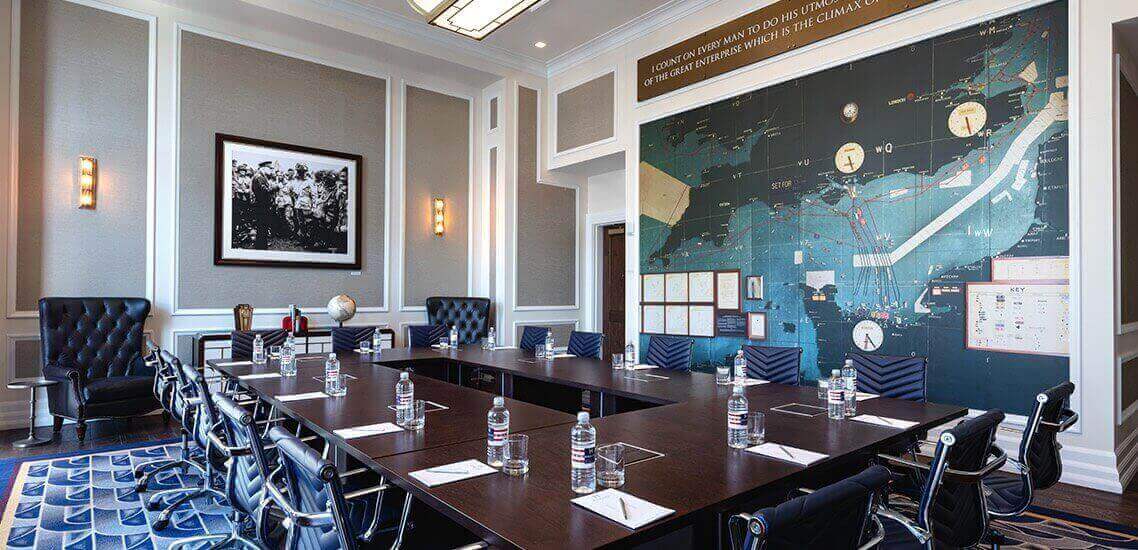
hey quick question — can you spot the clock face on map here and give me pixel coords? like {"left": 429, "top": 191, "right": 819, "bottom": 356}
{"left": 948, "top": 101, "right": 988, "bottom": 137}
{"left": 835, "top": 142, "right": 865, "bottom": 174}
{"left": 841, "top": 102, "right": 859, "bottom": 124}
{"left": 852, "top": 320, "right": 884, "bottom": 352}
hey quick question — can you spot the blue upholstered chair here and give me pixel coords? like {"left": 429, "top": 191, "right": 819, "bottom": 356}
{"left": 425, "top": 297, "right": 490, "bottom": 345}
{"left": 406, "top": 324, "right": 447, "bottom": 348}
{"left": 332, "top": 326, "right": 379, "bottom": 353}
{"left": 729, "top": 465, "right": 891, "bottom": 550}
{"left": 643, "top": 335, "right": 694, "bottom": 371}
{"left": 518, "top": 326, "right": 550, "bottom": 352}
{"left": 566, "top": 331, "right": 604, "bottom": 359}
{"left": 848, "top": 352, "right": 927, "bottom": 402}
{"left": 743, "top": 345, "right": 802, "bottom": 385}
{"left": 231, "top": 329, "right": 288, "bottom": 360}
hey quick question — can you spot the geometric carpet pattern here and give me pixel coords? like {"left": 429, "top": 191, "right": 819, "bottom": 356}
{"left": 0, "top": 442, "right": 233, "bottom": 550}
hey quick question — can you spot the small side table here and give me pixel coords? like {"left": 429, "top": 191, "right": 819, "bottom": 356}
{"left": 7, "top": 378, "right": 58, "bottom": 448}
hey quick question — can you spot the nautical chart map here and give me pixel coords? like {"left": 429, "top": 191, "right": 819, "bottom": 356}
{"left": 638, "top": 1, "right": 1069, "bottom": 414}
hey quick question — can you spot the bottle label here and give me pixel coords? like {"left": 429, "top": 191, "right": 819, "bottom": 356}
{"left": 828, "top": 389, "right": 844, "bottom": 403}
{"left": 396, "top": 391, "right": 412, "bottom": 410}
{"left": 487, "top": 422, "right": 508, "bottom": 446}
{"left": 571, "top": 442, "right": 595, "bottom": 468}
{"left": 728, "top": 411, "right": 748, "bottom": 430}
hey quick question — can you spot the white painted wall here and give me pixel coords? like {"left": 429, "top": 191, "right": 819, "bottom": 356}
{"left": 549, "top": 0, "right": 1136, "bottom": 493}
{"left": 586, "top": 169, "right": 626, "bottom": 216}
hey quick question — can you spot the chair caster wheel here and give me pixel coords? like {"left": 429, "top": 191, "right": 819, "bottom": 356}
{"left": 153, "top": 517, "right": 169, "bottom": 530}
{"left": 146, "top": 499, "right": 161, "bottom": 511}
{"left": 133, "top": 470, "right": 144, "bottom": 480}
{"left": 136, "top": 481, "right": 148, "bottom": 493}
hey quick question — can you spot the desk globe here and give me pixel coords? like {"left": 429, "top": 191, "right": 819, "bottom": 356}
{"left": 327, "top": 294, "right": 357, "bottom": 325}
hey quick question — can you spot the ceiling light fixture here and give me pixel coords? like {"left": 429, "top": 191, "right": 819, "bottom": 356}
{"left": 407, "top": 0, "right": 543, "bottom": 40}
{"left": 534, "top": 41, "right": 546, "bottom": 48}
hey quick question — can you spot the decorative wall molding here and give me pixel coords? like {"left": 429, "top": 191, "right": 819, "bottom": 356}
{"left": 549, "top": 64, "right": 620, "bottom": 166}
{"left": 1118, "top": 348, "right": 1138, "bottom": 426}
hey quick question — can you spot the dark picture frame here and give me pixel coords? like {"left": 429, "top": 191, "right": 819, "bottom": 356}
{"left": 214, "top": 134, "right": 363, "bottom": 269}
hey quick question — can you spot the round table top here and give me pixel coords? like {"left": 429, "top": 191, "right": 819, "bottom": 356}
{"left": 7, "top": 378, "right": 59, "bottom": 390}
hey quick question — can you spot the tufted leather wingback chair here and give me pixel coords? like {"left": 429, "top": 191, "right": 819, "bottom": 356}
{"left": 425, "top": 297, "right": 490, "bottom": 345}
{"left": 39, "top": 297, "right": 157, "bottom": 441}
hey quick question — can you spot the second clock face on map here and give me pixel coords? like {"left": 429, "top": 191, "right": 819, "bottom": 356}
{"left": 852, "top": 320, "right": 884, "bottom": 352}
{"left": 948, "top": 101, "right": 988, "bottom": 137}
{"left": 835, "top": 142, "right": 865, "bottom": 174}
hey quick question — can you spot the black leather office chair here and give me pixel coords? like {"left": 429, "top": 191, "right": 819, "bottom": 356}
{"left": 848, "top": 352, "right": 928, "bottom": 402}
{"left": 743, "top": 345, "right": 802, "bottom": 385}
{"left": 728, "top": 465, "right": 891, "bottom": 550}
{"left": 877, "top": 409, "right": 1008, "bottom": 549}
{"left": 231, "top": 329, "right": 288, "bottom": 360}
{"left": 406, "top": 325, "right": 447, "bottom": 348}
{"left": 133, "top": 346, "right": 192, "bottom": 491}
{"left": 644, "top": 335, "right": 694, "bottom": 371}
{"left": 39, "top": 297, "right": 157, "bottom": 441}
{"left": 567, "top": 331, "right": 604, "bottom": 359}
{"left": 518, "top": 325, "right": 550, "bottom": 352}
{"left": 425, "top": 297, "right": 490, "bottom": 345}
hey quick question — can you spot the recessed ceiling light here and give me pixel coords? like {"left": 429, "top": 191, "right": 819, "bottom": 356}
{"left": 534, "top": 41, "right": 547, "bottom": 49}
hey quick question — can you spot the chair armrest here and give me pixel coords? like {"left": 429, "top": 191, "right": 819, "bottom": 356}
{"left": 207, "top": 431, "right": 251, "bottom": 457}
{"left": 262, "top": 477, "right": 336, "bottom": 528}
{"left": 451, "top": 544, "right": 488, "bottom": 550}
{"left": 941, "top": 447, "right": 1007, "bottom": 483}
{"left": 1040, "top": 409, "right": 1078, "bottom": 432}
{"left": 876, "top": 453, "right": 932, "bottom": 473}
{"left": 343, "top": 483, "right": 390, "bottom": 501}
{"left": 727, "top": 512, "right": 761, "bottom": 550}
{"left": 876, "top": 505, "right": 932, "bottom": 545}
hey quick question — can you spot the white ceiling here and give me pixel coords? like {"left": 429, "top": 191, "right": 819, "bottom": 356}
{"left": 357, "top": 0, "right": 677, "bottom": 62}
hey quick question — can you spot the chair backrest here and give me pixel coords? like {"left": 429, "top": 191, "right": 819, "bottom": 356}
{"left": 269, "top": 426, "right": 357, "bottom": 550}
{"left": 213, "top": 393, "right": 268, "bottom": 519}
{"left": 644, "top": 336, "right": 694, "bottom": 371}
{"left": 331, "top": 326, "right": 377, "bottom": 353}
{"left": 230, "top": 329, "right": 288, "bottom": 360}
{"left": 920, "top": 409, "right": 1004, "bottom": 548}
{"left": 848, "top": 352, "right": 927, "bottom": 401}
{"left": 740, "top": 465, "right": 890, "bottom": 549}
{"left": 147, "top": 341, "right": 173, "bottom": 408}
{"left": 567, "top": 331, "right": 604, "bottom": 359}
{"left": 161, "top": 351, "right": 193, "bottom": 428}
{"left": 425, "top": 297, "right": 490, "bottom": 345}
{"left": 518, "top": 326, "right": 550, "bottom": 352}
{"left": 1020, "top": 381, "right": 1076, "bottom": 491}
{"left": 743, "top": 345, "right": 802, "bottom": 385}
{"left": 406, "top": 325, "right": 447, "bottom": 348}
{"left": 38, "top": 297, "right": 150, "bottom": 381}
{"left": 180, "top": 360, "right": 221, "bottom": 451}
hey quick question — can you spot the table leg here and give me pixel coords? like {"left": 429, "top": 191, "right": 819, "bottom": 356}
{"left": 13, "top": 387, "right": 50, "bottom": 448}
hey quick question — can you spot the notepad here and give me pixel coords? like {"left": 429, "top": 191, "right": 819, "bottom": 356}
{"left": 734, "top": 378, "right": 768, "bottom": 387}
{"left": 625, "top": 364, "right": 658, "bottom": 371}
{"left": 571, "top": 489, "right": 675, "bottom": 530}
{"left": 855, "top": 392, "right": 880, "bottom": 401}
{"left": 491, "top": 346, "right": 517, "bottom": 350}
{"left": 850, "top": 414, "right": 918, "bottom": 429}
{"left": 745, "top": 442, "right": 829, "bottom": 466}
{"left": 214, "top": 361, "right": 252, "bottom": 367}
{"left": 550, "top": 353, "right": 576, "bottom": 359}
{"left": 275, "top": 392, "right": 328, "bottom": 402}
{"left": 408, "top": 459, "right": 498, "bottom": 487}
{"left": 334, "top": 422, "right": 403, "bottom": 440}
{"left": 238, "top": 373, "right": 280, "bottom": 380}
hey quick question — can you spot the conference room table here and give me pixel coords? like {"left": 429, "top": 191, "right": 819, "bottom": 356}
{"left": 208, "top": 347, "right": 967, "bottom": 549}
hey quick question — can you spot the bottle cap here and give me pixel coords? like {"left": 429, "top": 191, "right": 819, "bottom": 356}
{"left": 493, "top": 396, "right": 504, "bottom": 406}
{"left": 732, "top": 385, "right": 744, "bottom": 394}
{"left": 832, "top": 369, "right": 841, "bottom": 376}
{"left": 400, "top": 372, "right": 409, "bottom": 380}
{"left": 577, "top": 411, "right": 590, "bottom": 423}
{"left": 328, "top": 353, "right": 337, "bottom": 360}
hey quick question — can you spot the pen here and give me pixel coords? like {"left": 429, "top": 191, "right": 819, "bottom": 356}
{"left": 427, "top": 468, "right": 469, "bottom": 475}
{"left": 777, "top": 444, "right": 794, "bottom": 459}
{"left": 619, "top": 497, "right": 630, "bottom": 520}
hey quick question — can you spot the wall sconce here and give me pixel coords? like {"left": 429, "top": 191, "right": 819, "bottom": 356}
{"left": 77, "top": 156, "right": 97, "bottom": 209}
{"left": 432, "top": 197, "right": 446, "bottom": 236}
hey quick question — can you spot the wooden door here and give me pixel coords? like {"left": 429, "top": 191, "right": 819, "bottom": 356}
{"left": 601, "top": 224, "right": 626, "bottom": 359}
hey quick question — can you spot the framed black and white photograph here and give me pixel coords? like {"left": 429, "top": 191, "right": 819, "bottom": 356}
{"left": 215, "top": 134, "right": 362, "bottom": 269}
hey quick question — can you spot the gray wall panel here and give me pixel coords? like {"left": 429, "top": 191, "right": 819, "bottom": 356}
{"left": 177, "top": 32, "right": 386, "bottom": 309}
{"left": 14, "top": 339, "right": 41, "bottom": 380}
{"left": 556, "top": 72, "right": 615, "bottom": 153}
{"left": 403, "top": 86, "right": 470, "bottom": 307}
{"left": 16, "top": 0, "right": 149, "bottom": 309}
{"left": 517, "top": 87, "right": 576, "bottom": 307}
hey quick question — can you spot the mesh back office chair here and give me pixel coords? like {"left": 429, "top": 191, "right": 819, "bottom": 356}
{"left": 231, "top": 329, "right": 288, "bottom": 360}
{"left": 518, "top": 326, "right": 550, "bottom": 352}
{"left": 406, "top": 325, "right": 447, "bottom": 348}
{"left": 331, "top": 326, "right": 380, "bottom": 353}
{"left": 848, "top": 352, "right": 928, "bottom": 402}
{"left": 566, "top": 331, "right": 604, "bottom": 359}
{"left": 643, "top": 335, "right": 694, "bottom": 371}
{"left": 743, "top": 345, "right": 802, "bottom": 385}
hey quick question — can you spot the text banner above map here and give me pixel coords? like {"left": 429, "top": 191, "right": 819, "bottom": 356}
{"left": 637, "top": 0, "right": 938, "bottom": 101}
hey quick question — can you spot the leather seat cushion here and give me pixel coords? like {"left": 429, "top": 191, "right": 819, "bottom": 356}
{"left": 982, "top": 472, "right": 1027, "bottom": 515}
{"left": 82, "top": 376, "right": 153, "bottom": 404}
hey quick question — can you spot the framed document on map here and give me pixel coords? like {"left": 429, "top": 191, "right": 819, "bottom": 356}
{"left": 965, "top": 283, "right": 1069, "bottom": 356}
{"left": 642, "top": 274, "right": 666, "bottom": 303}
{"left": 746, "top": 275, "right": 764, "bottom": 300}
{"left": 716, "top": 270, "right": 741, "bottom": 311}
{"left": 689, "top": 305, "right": 715, "bottom": 337}
{"left": 665, "top": 273, "right": 688, "bottom": 302}
{"left": 689, "top": 271, "right": 715, "bottom": 303}
{"left": 747, "top": 312, "right": 767, "bottom": 340}
{"left": 641, "top": 305, "right": 665, "bottom": 335}
{"left": 991, "top": 256, "right": 1069, "bottom": 283}
{"left": 665, "top": 305, "right": 689, "bottom": 335}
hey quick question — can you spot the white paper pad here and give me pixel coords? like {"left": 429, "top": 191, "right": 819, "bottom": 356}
{"left": 626, "top": 364, "right": 658, "bottom": 371}
{"left": 238, "top": 373, "right": 280, "bottom": 380}
{"left": 492, "top": 346, "right": 518, "bottom": 350}
{"left": 354, "top": 348, "right": 380, "bottom": 354}
{"left": 334, "top": 422, "right": 403, "bottom": 440}
{"left": 745, "top": 443, "right": 829, "bottom": 466}
{"left": 855, "top": 392, "right": 880, "bottom": 401}
{"left": 275, "top": 392, "right": 329, "bottom": 402}
{"left": 850, "top": 414, "right": 918, "bottom": 429}
{"left": 408, "top": 459, "right": 497, "bottom": 487}
{"left": 571, "top": 489, "right": 675, "bottom": 530}
{"left": 214, "top": 361, "right": 252, "bottom": 367}
{"left": 550, "top": 353, "right": 576, "bottom": 359}
{"left": 734, "top": 378, "right": 769, "bottom": 387}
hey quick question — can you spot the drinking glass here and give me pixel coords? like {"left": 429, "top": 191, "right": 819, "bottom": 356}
{"left": 748, "top": 412, "right": 766, "bottom": 445}
{"left": 535, "top": 344, "right": 547, "bottom": 359}
{"left": 716, "top": 365, "right": 732, "bottom": 385}
{"left": 611, "top": 353, "right": 624, "bottom": 370}
{"left": 269, "top": 345, "right": 282, "bottom": 360}
{"left": 406, "top": 400, "right": 426, "bottom": 430}
{"left": 816, "top": 379, "right": 828, "bottom": 400}
{"left": 359, "top": 339, "right": 372, "bottom": 353}
{"left": 503, "top": 434, "right": 529, "bottom": 476}
{"left": 439, "top": 336, "right": 450, "bottom": 349}
{"left": 597, "top": 444, "right": 625, "bottom": 488}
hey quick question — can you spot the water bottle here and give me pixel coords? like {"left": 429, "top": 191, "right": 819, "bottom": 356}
{"left": 324, "top": 353, "right": 345, "bottom": 397}
{"left": 371, "top": 329, "right": 383, "bottom": 354}
{"left": 841, "top": 359, "right": 858, "bottom": 416}
{"left": 450, "top": 325, "right": 460, "bottom": 348}
{"left": 252, "top": 333, "right": 266, "bottom": 364}
{"left": 487, "top": 327, "right": 497, "bottom": 349}
{"left": 486, "top": 396, "right": 510, "bottom": 468}
{"left": 733, "top": 350, "right": 747, "bottom": 382}
{"left": 827, "top": 369, "right": 845, "bottom": 420}
{"left": 728, "top": 385, "right": 750, "bottom": 449}
{"left": 280, "top": 333, "right": 297, "bottom": 377}
{"left": 624, "top": 342, "right": 636, "bottom": 367}
{"left": 395, "top": 372, "right": 414, "bottom": 426}
{"left": 570, "top": 412, "right": 596, "bottom": 494}
{"left": 545, "top": 330, "right": 555, "bottom": 357}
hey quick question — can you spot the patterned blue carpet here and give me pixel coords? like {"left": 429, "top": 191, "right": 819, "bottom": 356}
{"left": 0, "top": 441, "right": 234, "bottom": 550}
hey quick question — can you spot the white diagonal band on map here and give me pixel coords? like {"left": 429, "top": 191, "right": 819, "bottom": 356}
{"left": 853, "top": 92, "right": 1065, "bottom": 268}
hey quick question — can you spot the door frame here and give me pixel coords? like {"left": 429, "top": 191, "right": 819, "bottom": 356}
{"left": 584, "top": 211, "right": 626, "bottom": 332}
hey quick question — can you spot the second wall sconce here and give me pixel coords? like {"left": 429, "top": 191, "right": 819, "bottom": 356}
{"left": 433, "top": 197, "right": 446, "bottom": 236}
{"left": 78, "top": 156, "right": 97, "bottom": 209}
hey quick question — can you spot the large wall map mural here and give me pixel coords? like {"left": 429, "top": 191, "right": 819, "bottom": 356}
{"left": 639, "top": 0, "right": 1069, "bottom": 415}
